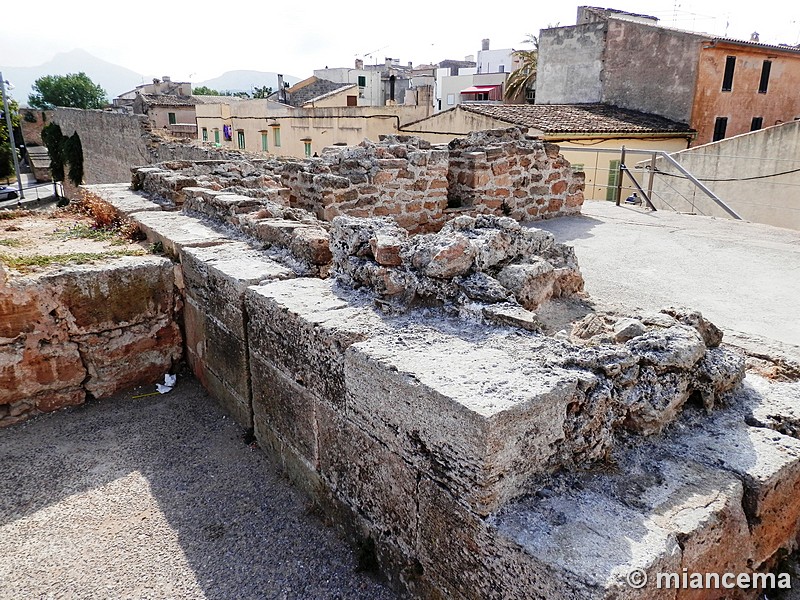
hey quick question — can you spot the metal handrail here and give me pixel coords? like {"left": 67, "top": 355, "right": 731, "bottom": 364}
{"left": 562, "top": 146, "right": 743, "bottom": 220}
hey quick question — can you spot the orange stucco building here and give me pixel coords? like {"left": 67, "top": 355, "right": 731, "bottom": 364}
{"left": 692, "top": 40, "right": 800, "bottom": 145}
{"left": 537, "top": 7, "right": 800, "bottom": 147}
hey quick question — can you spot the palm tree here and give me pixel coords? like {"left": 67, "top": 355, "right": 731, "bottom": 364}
{"left": 505, "top": 34, "right": 538, "bottom": 103}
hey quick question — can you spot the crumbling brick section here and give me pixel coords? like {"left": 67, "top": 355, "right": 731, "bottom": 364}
{"left": 447, "top": 128, "right": 585, "bottom": 220}
{"left": 280, "top": 135, "right": 450, "bottom": 232}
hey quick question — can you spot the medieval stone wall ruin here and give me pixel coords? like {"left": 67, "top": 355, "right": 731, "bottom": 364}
{"left": 4, "top": 128, "right": 800, "bottom": 599}
{"left": 129, "top": 128, "right": 584, "bottom": 234}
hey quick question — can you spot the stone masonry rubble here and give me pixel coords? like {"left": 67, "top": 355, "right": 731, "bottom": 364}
{"left": 330, "top": 213, "right": 583, "bottom": 328}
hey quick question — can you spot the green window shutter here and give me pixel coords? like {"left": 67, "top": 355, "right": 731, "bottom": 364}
{"left": 606, "top": 160, "right": 620, "bottom": 202}
{"left": 304, "top": 142, "right": 312, "bottom": 157}
{"left": 358, "top": 76, "right": 366, "bottom": 87}
{"left": 202, "top": 128, "right": 208, "bottom": 141}
{"left": 237, "top": 131, "right": 245, "bottom": 149}
{"left": 168, "top": 112, "right": 176, "bottom": 125}
{"left": 214, "top": 129, "right": 220, "bottom": 143}
{"left": 273, "top": 127, "right": 281, "bottom": 147}
{"left": 261, "top": 133, "right": 268, "bottom": 152}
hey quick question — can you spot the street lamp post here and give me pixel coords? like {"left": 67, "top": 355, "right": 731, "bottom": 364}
{"left": 0, "top": 71, "right": 24, "bottom": 200}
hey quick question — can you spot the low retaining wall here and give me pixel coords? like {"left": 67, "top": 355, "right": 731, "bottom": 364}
{"left": 78, "top": 183, "right": 800, "bottom": 600}
{"left": 0, "top": 257, "right": 182, "bottom": 426}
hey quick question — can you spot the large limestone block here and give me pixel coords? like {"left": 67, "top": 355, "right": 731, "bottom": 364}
{"left": 553, "top": 455, "right": 754, "bottom": 600}
{"left": 250, "top": 351, "right": 318, "bottom": 465}
{"left": 181, "top": 242, "right": 294, "bottom": 340}
{"left": 46, "top": 256, "right": 175, "bottom": 335}
{"left": 666, "top": 415, "right": 800, "bottom": 565}
{"left": 495, "top": 488, "right": 682, "bottom": 599}
{"left": 344, "top": 327, "right": 578, "bottom": 515}
{"left": 0, "top": 340, "right": 85, "bottom": 405}
{"left": 75, "top": 319, "right": 181, "bottom": 398}
{"left": 316, "top": 401, "right": 420, "bottom": 555}
{"left": 81, "top": 184, "right": 162, "bottom": 216}
{"left": 245, "top": 279, "right": 385, "bottom": 409}
{"left": 132, "top": 211, "right": 229, "bottom": 257}
{"left": 415, "top": 478, "right": 556, "bottom": 600}
{"left": 184, "top": 296, "right": 250, "bottom": 429}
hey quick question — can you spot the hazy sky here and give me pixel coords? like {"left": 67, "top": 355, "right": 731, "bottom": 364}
{"left": 2, "top": 1, "right": 797, "bottom": 81}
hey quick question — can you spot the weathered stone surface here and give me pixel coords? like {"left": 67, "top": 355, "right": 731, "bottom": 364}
{"left": 317, "top": 401, "right": 420, "bottom": 554}
{"left": 81, "top": 184, "right": 163, "bottom": 216}
{"left": 662, "top": 306, "right": 724, "bottom": 347}
{"left": 47, "top": 256, "right": 176, "bottom": 335}
{"left": 290, "top": 227, "right": 333, "bottom": 266}
{"left": 332, "top": 214, "right": 583, "bottom": 321}
{"left": 132, "top": 211, "right": 229, "bottom": 257}
{"left": 495, "top": 487, "right": 682, "bottom": 600}
{"left": 0, "top": 256, "right": 181, "bottom": 426}
{"left": 370, "top": 232, "right": 405, "bottom": 266}
{"left": 457, "top": 272, "right": 510, "bottom": 303}
{"left": 625, "top": 325, "right": 706, "bottom": 371}
{"left": 250, "top": 350, "right": 318, "bottom": 465}
{"left": 743, "top": 375, "right": 800, "bottom": 440}
{"left": 245, "top": 278, "right": 385, "bottom": 409}
{"left": 497, "top": 259, "right": 556, "bottom": 310}
{"left": 416, "top": 477, "right": 579, "bottom": 600}
{"left": 345, "top": 327, "right": 578, "bottom": 515}
{"left": 480, "top": 303, "right": 541, "bottom": 331}
{"left": 181, "top": 241, "right": 293, "bottom": 339}
{"left": 666, "top": 415, "right": 800, "bottom": 565}
{"left": 613, "top": 317, "right": 646, "bottom": 342}
{"left": 0, "top": 339, "right": 85, "bottom": 405}
{"left": 558, "top": 455, "right": 754, "bottom": 588}
{"left": 407, "top": 233, "right": 475, "bottom": 279}
{"left": 75, "top": 319, "right": 181, "bottom": 398}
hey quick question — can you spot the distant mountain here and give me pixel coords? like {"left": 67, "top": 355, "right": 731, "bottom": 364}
{"left": 1, "top": 49, "right": 146, "bottom": 107}
{"left": 195, "top": 70, "right": 301, "bottom": 94}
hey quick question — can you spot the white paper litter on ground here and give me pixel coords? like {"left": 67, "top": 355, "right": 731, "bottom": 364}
{"left": 156, "top": 373, "right": 177, "bottom": 394}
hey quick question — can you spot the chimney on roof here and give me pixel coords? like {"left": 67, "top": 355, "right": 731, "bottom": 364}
{"left": 385, "top": 57, "right": 393, "bottom": 68}
{"left": 482, "top": 39, "right": 490, "bottom": 51}
{"left": 408, "top": 61, "right": 413, "bottom": 67}
{"left": 355, "top": 58, "right": 364, "bottom": 69}
{"left": 465, "top": 54, "right": 474, "bottom": 62}
{"left": 163, "top": 76, "right": 171, "bottom": 82}
{"left": 750, "top": 31, "right": 760, "bottom": 42}
{"left": 277, "top": 74, "right": 286, "bottom": 103}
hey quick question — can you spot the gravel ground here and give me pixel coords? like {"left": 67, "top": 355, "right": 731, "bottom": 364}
{"left": 0, "top": 377, "right": 398, "bottom": 600}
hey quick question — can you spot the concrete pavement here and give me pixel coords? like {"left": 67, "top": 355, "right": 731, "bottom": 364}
{"left": 535, "top": 200, "right": 800, "bottom": 352}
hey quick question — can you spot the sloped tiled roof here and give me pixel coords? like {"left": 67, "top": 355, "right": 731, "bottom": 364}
{"left": 460, "top": 104, "right": 693, "bottom": 134}
{"left": 140, "top": 94, "right": 199, "bottom": 107}
{"left": 710, "top": 38, "right": 800, "bottom": 55}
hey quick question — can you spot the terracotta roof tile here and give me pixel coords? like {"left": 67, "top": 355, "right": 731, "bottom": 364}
{"left": 460, "top": 103, "right": 693, "bottom": 134}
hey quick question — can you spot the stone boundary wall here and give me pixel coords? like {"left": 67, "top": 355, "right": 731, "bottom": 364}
{"left": 131, "top": 129, "right": 585, "bottom": 234}
{"left": 75, "top": 185, "right": 800, "bottom": 600}
{"left": 0, "top": 257, "right": 182, "bottom": 426}
{"left": 280, "top": 136, "right": 450, "bottom": 232}
{"left": 51, "top": 108, "right": 261, "bottom": 198}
